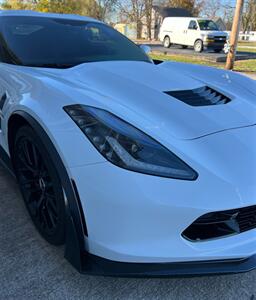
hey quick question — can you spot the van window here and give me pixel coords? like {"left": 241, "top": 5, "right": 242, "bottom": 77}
{"left": 188, "top": 21, "right": 198, "bottom": 30}
{"left": 198, "top": 20, "right": 219, "bottom": 31}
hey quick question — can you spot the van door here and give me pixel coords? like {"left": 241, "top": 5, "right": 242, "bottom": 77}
{"left": 186, "top": 20, "right": 199, "bottom": 46}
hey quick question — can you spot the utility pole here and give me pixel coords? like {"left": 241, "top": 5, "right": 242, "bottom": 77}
{"left": 225, "top": 0, "right": 245, "bottom": 70}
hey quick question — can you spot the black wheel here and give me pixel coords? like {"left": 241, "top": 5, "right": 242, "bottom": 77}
{"left": 214, "top": 49, "right": 222, "bottom": 53}
{"left": 182, "top": 45, "right": 188, "bottom": 49}
{"left": 194, "top": 40, "right": 204, "bottom": 53}
{"left": 13, "top": 126, "right": 66, "bottom": 245}
{"left": 163, "top": 36, "right": 171, "bottom": 48}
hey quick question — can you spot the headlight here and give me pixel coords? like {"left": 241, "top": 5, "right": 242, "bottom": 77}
{"left": 206, "top": 35, "right": 215, "bottom": 40}
{"left": 64, "top": 105, "right": 198, "bottom": 180}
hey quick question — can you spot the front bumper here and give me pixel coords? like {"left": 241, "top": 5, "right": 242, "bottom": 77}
{"left": 65, "top": 213, "right": 256, "bottom": 277}
{"left": 79, "top": 251, "right": 256, "bottom": 277}
{"left": 67, "top": 126, "right": 256, "bottom": 275}
{"left": 203, "top": 41, "right": 226, "bottom": 50}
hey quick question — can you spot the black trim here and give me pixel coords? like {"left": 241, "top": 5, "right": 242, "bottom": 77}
{"left": 0, "top": 93, "right": 7, "bottom": 110}
{"left": 6, "top": 111, "right": 87, "bottom": 271}
{"left": 78, "top": 252, "right": 256, "bottom": 277}
{"left": 0, "top": 145, "right": 15, "bottom": 177}
{"left": 71, "top": 179, "right": 88, "bottom": 236}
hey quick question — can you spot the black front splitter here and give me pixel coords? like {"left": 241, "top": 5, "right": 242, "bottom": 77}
{"left": 77, "top": 253, "right": 256, "bottom": 278}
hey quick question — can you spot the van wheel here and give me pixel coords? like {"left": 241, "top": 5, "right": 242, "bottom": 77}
{"left": 194, "top": 40, "right": 204, "bottom": 53}
{"left": 163, "top": 36, "right": 171, "bottom": 48}
{"left": 214, "top": 49, "right": 222, "bottom": 53}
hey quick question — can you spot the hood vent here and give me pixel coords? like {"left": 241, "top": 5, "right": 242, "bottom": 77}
{"left": 165, "top": 86, "right": 231, "bottom": 107}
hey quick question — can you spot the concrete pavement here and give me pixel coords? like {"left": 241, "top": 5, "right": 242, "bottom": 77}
{"left": 0, "top": 164, "right": 256, "bottom": 299}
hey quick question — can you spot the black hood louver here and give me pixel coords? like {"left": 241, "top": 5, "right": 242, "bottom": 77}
{"left": 165, "top": 86, "right": 231, "bottom": 107}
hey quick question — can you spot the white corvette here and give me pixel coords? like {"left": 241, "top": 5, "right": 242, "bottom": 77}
{"left": 0, "top": 10, "right": 256, "bottom": 276}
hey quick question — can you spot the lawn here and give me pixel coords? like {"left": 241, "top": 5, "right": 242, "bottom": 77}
{"left": 238, "top": 41, "right": 256, "bottom": 47}
{"left": 150, "top": 53, "right": 256, "bottom": 73}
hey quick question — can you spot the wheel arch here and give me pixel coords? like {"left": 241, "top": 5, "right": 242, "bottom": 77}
{"left": 7, "top": 110, "right": 88, "bottom": 272}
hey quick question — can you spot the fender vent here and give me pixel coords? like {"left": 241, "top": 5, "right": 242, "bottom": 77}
{"left": 182, "top": 205, "right": 256, "bottom": 241}
{"left": 165, "top": 86, "right": 231, "bottom": 106}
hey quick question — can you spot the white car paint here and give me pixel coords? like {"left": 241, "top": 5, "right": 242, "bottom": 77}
{"left": 0, "top": 10, "right": 255, "bottom": 265}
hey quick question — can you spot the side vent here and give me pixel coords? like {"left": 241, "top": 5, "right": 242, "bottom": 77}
{"left": 0, "top": 93, "right": 7, "bottom": 110}
{"left": 165, "top": 86, "right": 231, "bottom": 107}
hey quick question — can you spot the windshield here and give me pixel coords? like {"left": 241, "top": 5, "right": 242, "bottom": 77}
{"left": 0, "top": 16, "right": 150, "bottom": 68}
{"left": 198, "top": 20, "right": 219, "bottom": 31}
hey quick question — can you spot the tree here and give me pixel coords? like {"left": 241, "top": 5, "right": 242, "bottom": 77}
{"left": 0, "top": 0, "right": 113, "bottom": 20}
{"left": 242, "top": 0, "right": 256, "bottom": 32}
{"left": 165, "top": 0, "right": 204, "bottom": 16}
{"left": 1, "top": 0, "right": 33, "bottom": 9}
{"left": 201, "top": 0, "right": 221, "bottom": 19}
{"left": 144, "top": 0, "right": 153, "bottom": 39}
{"left": 118, "top": 0, "right": 145, "bottom": 38}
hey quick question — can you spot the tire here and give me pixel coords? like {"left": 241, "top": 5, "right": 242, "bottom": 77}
{"left": 214, "top": 49, "right": 222, "bottom": 53}
{"left": 194, "top": 40, "right": 204, "bottom": 53}
{"left": 163, "top": 36, "right": 171, "bottom": 48}
{"left": 13, "top": 125, "right": 66, "bottom": 245}
{"left": 182, "top": 45, "right": 188, "bottom": 49}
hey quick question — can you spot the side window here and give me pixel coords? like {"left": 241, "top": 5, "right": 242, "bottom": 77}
{"left": 188, "top": 21, "right": 198, "bottom": 30}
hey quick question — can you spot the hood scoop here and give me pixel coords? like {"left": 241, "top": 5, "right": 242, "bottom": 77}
{"left": 165, "top": 86, "right": 231, "bottom": 107}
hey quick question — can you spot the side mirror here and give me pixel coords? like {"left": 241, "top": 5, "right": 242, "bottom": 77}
{"left": 140, "top": 45, "right": 151, "bottom": 54}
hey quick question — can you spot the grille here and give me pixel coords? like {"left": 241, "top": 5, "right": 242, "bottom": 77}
{"left": 165, "top": 86, "right": 231, "bottom": 107}
{"left": 182, "top": 205, "right": 256, "bottom": 241}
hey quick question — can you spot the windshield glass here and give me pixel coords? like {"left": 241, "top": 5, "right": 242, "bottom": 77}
{"left": 0, "top": 16, "right": 150, "bottom": 68}
{"left": 198, "top": 20, "right": 219, "bottom": 31}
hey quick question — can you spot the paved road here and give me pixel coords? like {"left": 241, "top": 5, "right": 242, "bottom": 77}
{"left": 0, "top": 164, "right": 256, "bottom": 300}
{"left": 149, "top": 44, "right": 256, "bottom": 62}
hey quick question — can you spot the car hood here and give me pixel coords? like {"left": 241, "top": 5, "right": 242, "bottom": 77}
{"left": 29, "top": 61, "right": 256, "bottom": 140}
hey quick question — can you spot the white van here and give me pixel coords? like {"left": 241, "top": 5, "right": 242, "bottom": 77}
{"left": 159, "top": 17, "right": 228, "bottom": 53}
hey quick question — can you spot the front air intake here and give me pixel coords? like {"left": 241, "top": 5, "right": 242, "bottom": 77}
{"left": 165, "top": 86, "right": 231, "bottom": 107}
{"left": 182, "top": 205, "right": 256, "bottom": 242}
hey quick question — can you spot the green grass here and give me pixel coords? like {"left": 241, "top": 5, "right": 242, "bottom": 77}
{"left": 238, "top": 47, "right": 256, "bottom": 53}
{"left": 150, "top": 53, "right": 256, "bottom": 73}
{"left": 238, "top": 41, "right": 256, "bottom": 47}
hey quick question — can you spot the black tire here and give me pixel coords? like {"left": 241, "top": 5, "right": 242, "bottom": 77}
{"left": 194, "top": 40, "right": 204, "bottom": 53}
{"left": 182, "top": 45, "right": 188, "bottom": 49}
{"left": 13, "top": 126, "right": 66, "bottom": 245}
{"left": 214, "top": 49, "right": 222, "bottom": 53}
{"left": 163, "top": 36, "right": 171, "bottom": 48}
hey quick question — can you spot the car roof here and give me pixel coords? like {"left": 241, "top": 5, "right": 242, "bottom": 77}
{"left": 0, "top": 9, "right": 100, "bottom": 23}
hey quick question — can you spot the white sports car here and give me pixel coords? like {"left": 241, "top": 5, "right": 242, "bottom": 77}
{"left": 0, "top": 10, "right": 256, "bottom": 277}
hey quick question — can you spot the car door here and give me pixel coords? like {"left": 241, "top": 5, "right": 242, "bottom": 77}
{"left": 186, "top": 20, "right": 199, "bottom": 46}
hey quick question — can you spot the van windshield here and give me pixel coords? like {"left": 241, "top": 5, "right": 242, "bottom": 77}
{"left": 198, "top": 20, "right": 219, "bottom": 31}
{"left": 0, "top": 16, "right": 151, "bottom": 68}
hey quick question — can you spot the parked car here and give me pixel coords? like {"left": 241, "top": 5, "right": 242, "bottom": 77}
{"left": 159, "top": 17, "right": 228, "bottom": 53}
{"left": 0, "top": 10, "right": 256, "bottom": 277}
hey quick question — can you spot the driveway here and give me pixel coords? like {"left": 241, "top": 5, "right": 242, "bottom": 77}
{"left": 0, "top": 166, "right": 256, "bottom": 299}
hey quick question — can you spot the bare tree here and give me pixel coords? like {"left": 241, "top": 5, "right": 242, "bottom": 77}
{"left": 201, "top": 0, "right": 221, "bottom": 19}
{"left": 117, "top": 0, "right": 145, "bottom": 38}
{"left": 144, "top": 0, "right": 153, "bottom": 39}
{"left": 242, "top": 0, "right": 256, "bottom": 32}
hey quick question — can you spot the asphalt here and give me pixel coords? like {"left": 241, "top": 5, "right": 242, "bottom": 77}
{"left": 0, "top": 164, "right": 256, "bottom": 299}
{"left": 149, "top": 43, "right": 256, "bottom": 62}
